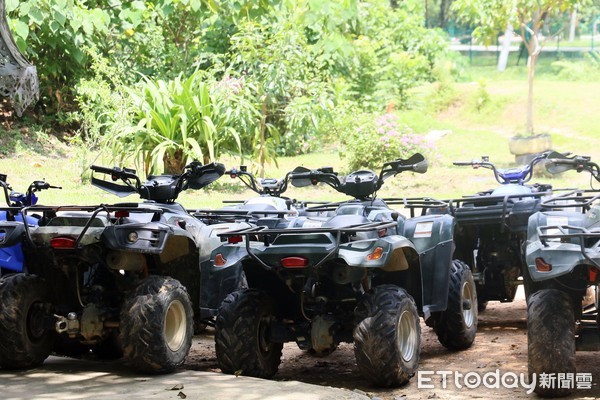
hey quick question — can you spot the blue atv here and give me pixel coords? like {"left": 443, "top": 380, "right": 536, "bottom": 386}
{"left": 524, "top": 153, "right": 600, "bottom": 397}
{"left": 201, "top": 154, "right": 477, "bottom": 387}
{"left": 0, "top": 174, "right": 61, "bottom": 277}
{"left": 450, "top": 152, "right": 557, "bottom": 310}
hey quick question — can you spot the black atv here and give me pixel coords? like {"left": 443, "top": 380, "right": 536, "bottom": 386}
{"left": 201, "top": 154, "right": 477, "bottom": 387}
{"left": 0, "top": 161, "right": 224, "bottom": 373}
{"left": 449, "top": 152, "right": 557, "bottom": 310}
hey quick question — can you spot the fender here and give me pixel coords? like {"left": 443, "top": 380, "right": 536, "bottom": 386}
{"left": 403, "top": 214, "right": 455, "bottom": 313}
{"left": 526, "top": 211, "right": 595, "bottom": 281}
{"left": 337, "top": 235, "right": 416, "bottom": 270}
{"left": 0, "top": 222, "right": 26, "bottom": 273}
{"left": 199, "top": 243, "right": 253, "bottom": 317}
{"left": 0, "top": 221, "right": 26, "bottom": 248}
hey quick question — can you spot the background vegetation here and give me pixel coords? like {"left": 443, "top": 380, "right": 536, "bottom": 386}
{"left": 1, "top": 0, "right": 599, "bottom": 209}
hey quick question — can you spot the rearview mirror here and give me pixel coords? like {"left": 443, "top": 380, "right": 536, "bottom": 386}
{"left": 413, "top": 159, "right": 428, "bottom": 174}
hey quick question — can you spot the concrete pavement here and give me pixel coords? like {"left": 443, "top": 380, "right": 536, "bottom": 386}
{"left": 0, "top": 356, "right": 371, "bottom": 400}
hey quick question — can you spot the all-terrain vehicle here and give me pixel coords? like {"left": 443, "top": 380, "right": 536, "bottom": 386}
{"left": 202, "top": 154, "right": 477, "bottom": 387}
{"left": 524, "top": 153, "right": 600, "bottom": 397}
{"left": 0, "top": 161, "right": 224, "bottom": 373}
{"left": 450, "top": 152, "right": 556, "bottom": 310}
{"left": 194, "top": 165, "right": 333, "bottom": 297}
{"left": 0, "top": 175, "right": 61, "bottom": 276}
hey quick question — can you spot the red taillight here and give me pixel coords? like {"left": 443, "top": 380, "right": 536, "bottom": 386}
{"left": 535, "top": 257, "right": 552, "bottom": 272}
{"left": 228, "top": 235, "right": 243, "bottom": 244}
{"left": 280, "top": 256, "right": 309, "bottom": 268}
{"left": 230, "top": 173, "right": 237, "bottom": 179}
{"left": 50, "top": 237, "right": 77, "bottom": 249}
{"left": 589, "top": 267, "right": 599, "bottom": 282}
{"left": 214, "top": 253, "right": 227, "bottom": 267}
{"left": 115, "top": 211, "right": 129, "bottom": 218}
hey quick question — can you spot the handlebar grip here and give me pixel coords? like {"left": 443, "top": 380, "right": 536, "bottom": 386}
{"left": 289, "top": 172, "right": 313, "bottom": 179}
{"left": 453, "top": 161, "right": 474, "bottom": 166}
{"left": 90, "top": 165, "right": 119, "bottom": 175}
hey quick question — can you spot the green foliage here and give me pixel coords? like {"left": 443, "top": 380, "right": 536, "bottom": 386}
{"left": 105, "top": 71, "right": 242, "bottom": 175}
{"left": 473, "top": 79, "right": 491, "bottom": 111}
{"left": 71, "top": 47, "right": 136, "bottom": 179}
{"left": 339, "top": 112, "right": 432, "bottom": 172}
{"left": 451, "top": 0, "right": 588, "bottom": 46}
{"left": 6, "top": 0, "right": 110, "bottom": 108}
{"left": 550, "top": 58, "right": 600, "bottom": 81}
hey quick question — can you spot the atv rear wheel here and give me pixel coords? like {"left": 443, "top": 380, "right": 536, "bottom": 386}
{"left": 0, "top": 274, "right": 54, "bottom": 369}
{"left": 215, "top": 289, "right": 282, "bottom": 379}
{"left": 528, "top": 289, "right": 575, "bottom": 397}
{"left": 354, "top": 284, "right": 420, "bottom": 387}
{"left": 432, "top": 260, "right": 478, "bottom": 350}
{"left": 120, "top": 276, "right": 193, "bottom": 373}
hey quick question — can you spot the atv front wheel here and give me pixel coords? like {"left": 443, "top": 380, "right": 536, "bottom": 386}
{"left": 528, "top": 289, "right": 575, "bottom": 397}
{"left": 0, "top": 274, "right": 54, "bottom": 369}
{"left": 120, "top": 276, "right": 193, "bottom": 373}
{"left": 432, "top": 260, "right": 478, "bottom": 350}
{"left": 215, "top": 289, "right": 282, "bottom": 378}
{"left": 354, "top": 284, "right": 421, "bottom": 387}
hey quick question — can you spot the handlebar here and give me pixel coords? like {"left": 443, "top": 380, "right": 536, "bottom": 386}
{"left": 90, "top": 165, "right": 139, "bottom": 182}
{"left": 545, "top": 155, "right": 600, "bottom": 183}
{"left": 453, "top": 151, "right": 555, "bottom": 184}
{"left": 226, "top": 167, "right": 289, "bottom": 196}
{"left": 452, "top": 161, "right": 477, "bottom": 167}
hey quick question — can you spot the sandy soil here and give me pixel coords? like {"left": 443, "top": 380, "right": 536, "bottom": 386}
{"left": 184, "top": 292, "right": 600, "bottom": 400}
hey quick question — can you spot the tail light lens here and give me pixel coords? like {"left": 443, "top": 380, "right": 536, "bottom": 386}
{"left": 115, "top": 211, "right": 129, "bottom": 218}
{"left": 534, "top": 257, "right": 552, "bottom": 272}
{"left": 228, "top": 235, "right": 243, "bottom": 244}
{"left": 366, "top": 246, "right": 384, "bottom": 261}
{"left": 280, "top": 256, "right": 309, "bottom": 268}
{"left": 214, "top": 254, "right": 227, "bottom": 267}
{"left": 50, "top": 237, "right": 77, "bottom": 249}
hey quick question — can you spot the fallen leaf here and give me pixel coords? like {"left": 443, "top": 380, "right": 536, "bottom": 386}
{"left": 166, "top": 384, "right": 184, "bottom": 391}
{"left": 177, "top": 391, "right": 187, "bottom": 399}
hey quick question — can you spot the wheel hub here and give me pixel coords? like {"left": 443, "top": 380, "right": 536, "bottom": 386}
{"left": 164, "top": 300, "right": 186, "bottom": 352}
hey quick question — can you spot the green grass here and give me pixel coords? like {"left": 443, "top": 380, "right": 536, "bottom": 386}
{"left": 1, "top": 58, "right": 599, "bottom": 211}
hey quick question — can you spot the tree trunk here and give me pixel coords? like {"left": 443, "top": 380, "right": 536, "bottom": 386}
{"left": 438, "top": 0, "right": 449, "bottom": 29}
{"left": 526, "top": 52, "right": 537, "bottom": 135}
{"left": 498, "top": 23, "right": 513, "bottom": 72}
{"left": 163, "top": 149, "right": 186, "bottom": 175}
{"left": 259, "top": 96, "right": 267, "bottom": 178}
{"left": 568, "top": 7, "right": 577, "bottom": 42}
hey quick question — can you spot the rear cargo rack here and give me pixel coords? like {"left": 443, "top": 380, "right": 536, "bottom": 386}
{"left": 537, "top": 224, "right": 600, "bottom": 269}
{"left": 444, "top": 191, "right": 556, "bottom": 230}
{"left": 217, "top": 220, "right": 398, "bottom": 272}
{"left": 21, "top": 204, "right": 164, "bottom": 248}
{"left": 192, "top": 208, "right": 296, "bottom": 223}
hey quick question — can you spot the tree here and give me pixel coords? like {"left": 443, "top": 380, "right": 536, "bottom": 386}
{"left": 452, "top": 0, "right": 588, "bottom": 136}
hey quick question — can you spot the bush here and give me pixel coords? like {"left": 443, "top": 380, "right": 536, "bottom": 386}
{"left": 340, "top": 112, "right": 432, "bottom": 172}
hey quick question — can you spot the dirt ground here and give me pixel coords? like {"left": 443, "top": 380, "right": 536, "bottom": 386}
{"left": 184, "top": 290, "right": 600, "bottom": 400}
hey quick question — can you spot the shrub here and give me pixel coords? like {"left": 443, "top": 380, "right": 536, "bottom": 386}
{"left": 340, "top": 112, "right": 432, "bottom": 172}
